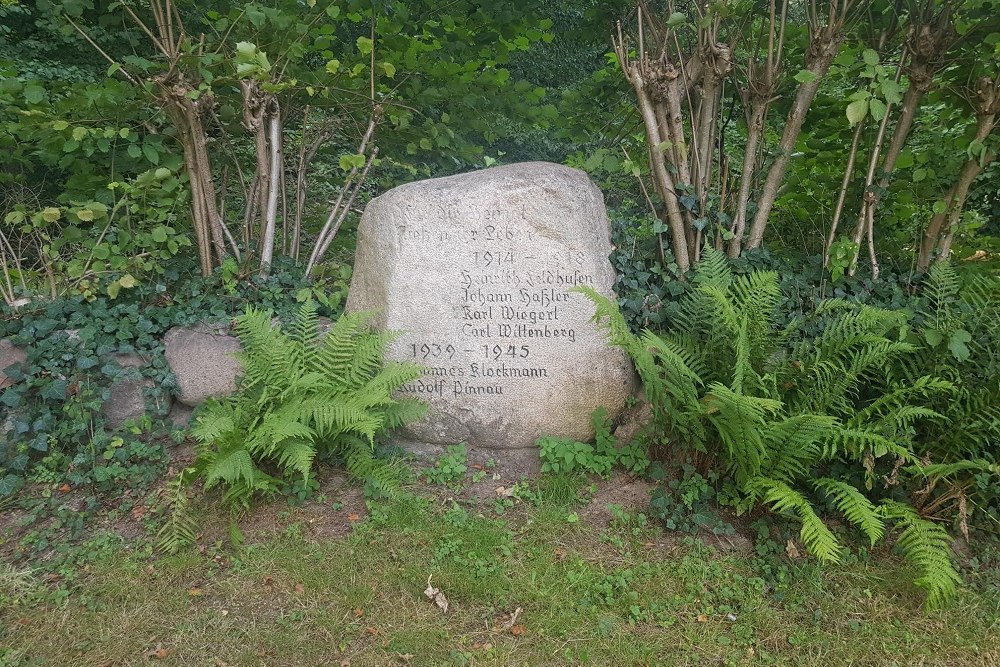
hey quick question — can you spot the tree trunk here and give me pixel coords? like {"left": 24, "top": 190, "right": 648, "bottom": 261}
{"left": 745, "top": 29, "right": 843, "bottom": 250}
{"left": 728, "top": 100, "right": 767, "bottom": 257}
{"left": 259, "top": 106, "right": 281, "bottom": 274}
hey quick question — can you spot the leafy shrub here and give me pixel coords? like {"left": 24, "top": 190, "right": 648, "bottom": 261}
{"left": 538, "top": 407, "right": 648, "bottom": 477}
{"left": 189, "top": 300, "right": 425, "bottom": 507}
{"left": 580, "top": 248, "right": 964, "bottom": 609}
{"left": 900, "top": 263, "right": 1000, "bottom": 534}
{"left": 0, "top": 258, "right": 350, "bottom": 498}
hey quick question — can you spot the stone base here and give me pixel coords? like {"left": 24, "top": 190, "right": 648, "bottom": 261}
{"left": 390, "top": 437, "right": 542, "bottom": 479}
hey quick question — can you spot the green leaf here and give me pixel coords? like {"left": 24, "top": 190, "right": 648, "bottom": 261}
{"left": 119, "top": 273, "right": 137, "bottom": 288}
{"left": 41, "top": 207, "right": 61, "bottom": 223}
{"left": 356, "top": 36, "right": 373, "bottom": 56}
{"left": 862, "top": 49, "right": 879, "bottom": 66}
{"left": 106, "top": 281, "right": 121, "bottom": 299}
{"left": 24, "top": 84, "right": 45, "bottom": 104}
{"left": 666, "top": 11, "right": 686, "bottom": 27}
{"left": 152, "top": 226, "right": 168, "bottom": 243}
{"left": 923, "top": 329, "right": 944, "bottom": 347}
{"left": 913, "top": 168, "right": 926, "bottom": 183}
{"left": 52, "top": 120, "right": 69, "bottom": 131}
{"left": 325, "top": 59, "right": 341, "bottom": 74}
{"left": 380, "top": 61, "right": 396, "bottom": 78}
{"left": 947, "top": 330, "right": 971, "bottom": 361}
{"left": 846, "top": 99, "right": 868, "bottom": 126}
{"left": 41, "top": 378, "right": 67, "bottom": 400}
{"left": 338, "top": 153, "right": 366, "bottom": 171}
{"left": 869, "top": 98, "right": 887, "bottom": 121}
{"left": 76, "top": 208, "right": 94, "bottom": 222}
{"left": 793, "top": 69, "right": 819, "bottom": 84}
{"left": 72, "top": 127, "right": 87, "bottom": 141}
{"left": 142, "top": 144, "right": 159, "bottom": 165}
{"left": 0, "top": 474, "right": 24, "bottom": 497}
{"left": 932, "top": 199, "right": 947, "bottom": 215}
{"left": 127, "top": 144, "right": 142, "bottom": 159}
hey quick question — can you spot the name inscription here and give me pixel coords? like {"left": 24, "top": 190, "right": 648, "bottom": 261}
{"left": 395, "top": 217, "right": 594, "bottom": 400}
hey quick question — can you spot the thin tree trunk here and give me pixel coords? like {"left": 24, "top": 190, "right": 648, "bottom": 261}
{"left": 728, "top": 101, "right": 767, "bottom": 257}
{"left": 918, "top": 150, "right": 996, "bottom": 270}
{"left": 823, "top": 118, "right": 865, "bottom": 266}
{"left": 745, "top": 29, "right": 843, "bottom": 250}
{"left": 259, "top": 107, "right": 281, "bottom": 274}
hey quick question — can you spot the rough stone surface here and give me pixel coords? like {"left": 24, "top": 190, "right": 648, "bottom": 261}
{"left": 168, "top": 402, "right": 195, "bottom": 428}
{"left": 346, "top": 161, "right": 633, "bottom": 451}
{"left": 0, "top": 338, "right": 27, "bottom": 389}
{"left": 163, "top": 323, "right": 243, "bottom": 407}
{"left": 101, "top": 353, "right": 172, "bottom": 428}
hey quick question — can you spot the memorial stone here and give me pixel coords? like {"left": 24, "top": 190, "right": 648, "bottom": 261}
{"left": 346, "top": 162, "right": 634, "bottom": 452}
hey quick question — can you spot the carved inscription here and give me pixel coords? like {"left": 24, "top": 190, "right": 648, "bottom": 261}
{"left": 396, "top": 212, "right": 594, "bottom": 400}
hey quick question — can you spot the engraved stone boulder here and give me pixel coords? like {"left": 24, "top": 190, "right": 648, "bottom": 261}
{"left": 163, "top": 323, "right": 242, "bottom": 407}
{"left": 346, "top": 161, "right": 634, "bottom": 452}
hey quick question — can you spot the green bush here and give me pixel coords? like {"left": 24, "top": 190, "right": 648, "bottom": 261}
{"left": 189, "top": 300, "right": 425, "bottom": 507}
{"left": 580, "top": 248, "right": 965, "bottom": 609}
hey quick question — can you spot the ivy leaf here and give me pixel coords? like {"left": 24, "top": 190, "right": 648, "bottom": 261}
{"left": 846, "top": 99, "right": 868, "bottom": 126}
{"left": 40, "top": 378, "right": 67, "bottom": 401}
{"left": 0, "top": 474, "right": 24, "bottom": 497}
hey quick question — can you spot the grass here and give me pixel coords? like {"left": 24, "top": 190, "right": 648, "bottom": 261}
{"left": 2, "top": 480, "right": 1000, "bottom": 667}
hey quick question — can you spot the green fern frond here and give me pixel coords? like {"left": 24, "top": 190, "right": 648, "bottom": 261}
{"left": 156, "top": 470, "right": 198, "bottom": 555}
{"left": 761, "top": 414, "right": 836, "bottom": 482}
{"left": 692, "top": 246, "right": 732, "bottom": 290}
{"left": 879, "top": 500, "right": 961, "bottom": 610}
{"left": 703, "top": 383, "right": 781, "bottom": 482}
{"left": 749, "top": 478, "right": 843, "bottom": 564}
{"left": 813, "top": 477, "right": 884, "bottom": 545}
{"left": 190, "top": 305, "right": 423, "bottom": 506}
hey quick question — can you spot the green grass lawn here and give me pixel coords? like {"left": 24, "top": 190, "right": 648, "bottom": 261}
{"left": 3, "top": 474, "right": 1000, "bottom": 667}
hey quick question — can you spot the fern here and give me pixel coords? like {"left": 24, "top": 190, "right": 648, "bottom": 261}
{"left": 188, "top": 300, "right": 425, "bottom": 513}
{"left": 581, "top": 253, "right": 968, "bottom": 609}
{"left": 813, "top": 478, "right": 884, "bottom": 546}
{"left": 880, "top": 501, "right": 961, "bottom": 610}
{"left": 749, "top": 478, "right": 843, "bottom": 564}
{"left": 156, "top": 470, "right": 199, "bottom": 554}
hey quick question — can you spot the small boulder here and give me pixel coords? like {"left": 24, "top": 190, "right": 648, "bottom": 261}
{"left": 0, "top": 338, "right": 27, "bottom": 389}
{"left": 100, "top": 353, "right": 172, "bottom": 428}
{"left": 163, "top": 323, "right": 243, "bottom": 407}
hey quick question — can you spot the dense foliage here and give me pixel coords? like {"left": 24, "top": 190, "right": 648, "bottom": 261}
{"left": 1, "top": 0, "right": 998, "bottom": 614}
{"left": 582, "top": 249, "right": 999, "bottom": 608}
